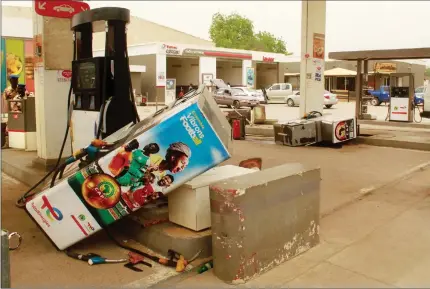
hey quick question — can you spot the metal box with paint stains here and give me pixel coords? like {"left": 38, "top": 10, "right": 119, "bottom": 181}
{"left": 273, "top": 120, "right": 321, "bottom": 147}
{"left": 209, "top": 163, "right": 320, "bottom": 284}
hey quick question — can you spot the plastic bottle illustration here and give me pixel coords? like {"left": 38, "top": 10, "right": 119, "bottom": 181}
{"left": 197, "top": 261, "right": 213, "bottom": 274}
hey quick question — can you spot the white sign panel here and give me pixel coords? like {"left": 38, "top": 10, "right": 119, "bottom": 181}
{"left": 57, "top": 70, "right": 72, "bottom": 82}
{"left": 389, "top": 98, "right": 409, "bottom": 122}
{"left": 26, "top": 181, "right": 102, "bottom": 250}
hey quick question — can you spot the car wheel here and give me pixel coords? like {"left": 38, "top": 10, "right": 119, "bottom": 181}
{"left": 370, "top": 97, "right": 380, "bottom": 106}
{"left": 325, "top": 105, "right": 333, "bottom": 109}
{"left": 233, "top": 100, "right": 241, "bottom": 109}
{"left": 286, "top": 98, "right": 295, "bottom": 107}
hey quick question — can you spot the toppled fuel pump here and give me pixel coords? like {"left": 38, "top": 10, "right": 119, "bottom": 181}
{"left": 18, "top": 7, "right": 232, "bottom": 272}
{"left": 274, "top": 111, "right": 357, "bottom": 147}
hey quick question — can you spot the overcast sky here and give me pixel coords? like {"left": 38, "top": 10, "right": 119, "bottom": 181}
{"left": 2, "top": 0, "right": 430, "bottom": 66}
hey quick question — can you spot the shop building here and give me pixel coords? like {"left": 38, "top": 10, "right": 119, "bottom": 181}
{"left": 94, "top": 42, "right": 294, "bottom": 104}
{"left": 4, "top": 5, "right": 295, "bottom": 105}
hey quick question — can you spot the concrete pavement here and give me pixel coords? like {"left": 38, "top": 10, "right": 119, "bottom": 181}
{"left": 2, "top": 140, "right": 430, "bottom": 287}
{"left": 172, "top": 166, "right": 430, "bottom": 288}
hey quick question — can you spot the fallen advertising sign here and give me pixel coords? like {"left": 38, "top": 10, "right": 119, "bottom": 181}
{"left": 25, "top": 90, "right": 231, "bottom": 250}
{"left": 35, "top": 0, "right": 90, "bottom": 19}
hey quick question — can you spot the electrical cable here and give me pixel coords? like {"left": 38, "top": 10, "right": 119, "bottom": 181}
{"left": 96, "top": 22, "right": 110, "bottom": 140}
{"left": 16, "top": 32, "right": 77, "bottom": 208}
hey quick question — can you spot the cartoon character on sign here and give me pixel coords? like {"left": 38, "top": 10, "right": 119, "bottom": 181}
{"left": 335, "top": 121, "right": 348, "bottom": 141}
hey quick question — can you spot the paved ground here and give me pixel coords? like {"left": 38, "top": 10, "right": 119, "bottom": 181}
{"left": 3, "top": 139, "right": 430, "bottom": 287}
{"left": 222, "top": 140, "right": 430, "bottom": 215}
{"left": 173, "top": 166, "right": 430, "bottom": 288}
{"left": 1, "top": 174, "right": 159, "bottom": 288}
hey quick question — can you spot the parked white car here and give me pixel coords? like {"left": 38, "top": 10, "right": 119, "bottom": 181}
{"left": 232, "top": 86, "right": 266, "bottom": 104}
{"left": 285, "top": 90, "right": 339, "bottom": 108}
{"left": 266, "top": 83, "right": 293, "bottom": 103}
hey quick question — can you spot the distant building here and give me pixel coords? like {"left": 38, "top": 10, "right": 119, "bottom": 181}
{"left": 284, "top": 58, "right": 426, "bottom": 91}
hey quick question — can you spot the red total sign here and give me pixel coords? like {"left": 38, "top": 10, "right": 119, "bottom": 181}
{"left": 35, "top": 0, "right": 90, "bottom": 19}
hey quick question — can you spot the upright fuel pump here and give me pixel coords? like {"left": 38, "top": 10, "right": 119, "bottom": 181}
{"left": 388, "top": 73, "right": 414, "bottom": 122}
{"left": 71, "top": 7, "right": 140, "bottom": 150}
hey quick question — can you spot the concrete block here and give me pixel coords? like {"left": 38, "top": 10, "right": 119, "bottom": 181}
{"left": 115, "top": 211, "right": 213, "bottom": 259}
{"left": 209, "top": 163, "right": 320, "bottom": 284}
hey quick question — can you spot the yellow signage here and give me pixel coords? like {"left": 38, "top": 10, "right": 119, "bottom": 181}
{"left": 374, "top": 62, "right": 397, "bottom": 73}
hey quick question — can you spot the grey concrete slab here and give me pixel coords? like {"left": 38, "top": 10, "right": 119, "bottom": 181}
{"left": 286, "top": 261, "right": 392, "bottom": 288}
{"left": 210, "top": 164, "right": 321, "bottom": 284}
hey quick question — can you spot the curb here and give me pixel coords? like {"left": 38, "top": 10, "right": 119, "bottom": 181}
{"left": 246, "top": 126, "right": 274, "bottom": 137}
{"left": 358, "top": 119, "right": 430, "bottom": 129}
{"left": 245, "top": 125, "right": 430, "bottom": 152}
{"left": 356, "top": 137, "right": 430, "bottom": 152}
{"left": 320, "top": 160, "right": 430, "bottom": 218}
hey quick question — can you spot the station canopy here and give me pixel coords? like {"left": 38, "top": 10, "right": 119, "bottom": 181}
{"left": 324, "top": 67, "right": 356, "bottom": 77}
{"left": 329, "top": 47, "right": 430, "bottom": 61}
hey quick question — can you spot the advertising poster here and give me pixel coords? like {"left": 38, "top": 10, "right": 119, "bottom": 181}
{"left": 5, "top": 38, "right": 25, "bottom": 86}
{"left": 165, "top": 78, "right": 176, "bottom": 104}
{"left": 67, "top": 102, "right": 230, "bottom": 225}
{"left": 246, "top": 67, "right": 255, "bottom": 87}
{"left": 1, "top": 38, "right": 6, "bottom": 93}
{"left": 24, "top": 40, "right": 35, "bottom": 92}
{"left": 313, "top": 33, "right": 325, "bottom": 60}
{"left": 312, "top": 58, "right": 324, "bottom": 82}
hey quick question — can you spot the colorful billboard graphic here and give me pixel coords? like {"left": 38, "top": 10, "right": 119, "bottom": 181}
{"left": 1, "top": 38, "right": 6, "bottom": 93}
{"left": 5, "top": 39, "right": 25, "bottom": 86}
{"left": 68, "top": 102, "right": 230, "bottom": 225}
{"left": 24, "top": 40, "right": 35, "bottom": 92}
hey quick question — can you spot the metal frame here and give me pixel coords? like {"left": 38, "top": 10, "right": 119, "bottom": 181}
{"left": 329, "top": 48, "right": 430, "bottom": 123}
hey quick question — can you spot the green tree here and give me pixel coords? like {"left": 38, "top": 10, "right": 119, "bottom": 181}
{"left": 425, "top": 67, "right": 430, "bottom": 77}
{"left": 209, "top": 13, "right": 255, "bottom": 50}
{"left": 253, "top": 31, "right": 289, "bottom": 54}
{"left": 209, "top": 13, "right": 291, "bottom": 55}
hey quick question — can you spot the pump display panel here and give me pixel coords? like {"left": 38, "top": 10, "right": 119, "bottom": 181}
{"left": 76, "top": 62, "right": 96, "bottom": 90}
